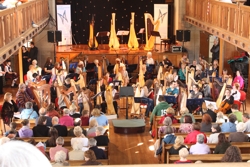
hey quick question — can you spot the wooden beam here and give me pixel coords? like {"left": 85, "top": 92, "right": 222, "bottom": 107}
{"left": 18, "top": 47, "right": 23, "bottom": 84}
{"left": 219, "top": 38, "right": 224, "bottom": 75}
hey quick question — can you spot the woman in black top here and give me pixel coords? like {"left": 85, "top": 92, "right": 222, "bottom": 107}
{"left": 43, "top": 57, "right": 54, "bottom": 83}
{"left": 222, "top": 89, "right": 234, "bottom": 114}
{"left": 32, "top": 116, "right": 50, "bottom": 137}
{"left": 1, "top": 93, "right": 18, "bottom": 126}
{"left": 214, "top": 133, "right": 231, "bottom": 154}
{"left": 169, "top": 136, "right": 186, "bottom": 155}
{"left": 45, "top": 127, "right": 58, "bottom": 147}
{"left": 22, "top": 46, "right": 30, "bottom": 74}
{"left": 200, "top": 114, "right": 212, "bottom": 132}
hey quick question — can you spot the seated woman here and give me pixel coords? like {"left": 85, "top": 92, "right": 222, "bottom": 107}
{"left": 46, "top": 103, "right": 60, "bottom": 118}
{"left": 200, "top": 114, "right": 212, "bottom": 132}
{"left": 158, "top": 117, "right": 176, "bottom": 137}
{"left": 27, "top": 65, "right": 36, "bottom": 82}
{"left": 215, "top": 135, "right": 231, "bottom": 155}
{"left": 207, "top": 124, "right": 221, "bottom": 143}
{"left": 46, "top": 127, "right": 59, "bottom": 147}
{"left": 52, "top": 151, "right": 69, "bottom": 166}
{"left": 18, "top": 119, "right": 33, "bottom": 138}
{"left": 178, "top": 115, "right": 193, "bottom": 134}
{"left": 43, "top": 57, "right": 54, "bottom": 83}
{"left": 87, "top": 119, "right": 98, "bottom": 137}
{"left": 94, "top": 126, "right": 109, "bottom": 146}
{"left": 32, "top": 116, "right": 50, "bottom": 137}
{"left": 71, "top": 126, "right": 88, "bottom": 151}
{"left": 69, "top": 140, "right": 85, "bottom": 160}
{"left": 221, "top": 146, "right": 242, "bottom": 162}
{"left": 231, "top": 83, "right": 241, "bottom": 101}
{"left": 174, "top": 148, "right": 192, "bottom": 164}
{"left": 169, "top": 136, "right": 186, "bottom": 155}
{"left": 159, "top": 107, "right": 178, "bottom": 124}
{"left": 232, "top": 70, "right": 244, "bottom": 89}
{"left": 80, "top": 110, "right": 90, "bottom": 126}
{"left": 184, "top": 122, "right": 207, "bottom": 144}
{"left": 189, "top": 84, "right": 203, "bottom": 99}
{"left": 20, "top": 102, "right": 38, "bottom": 119}
{"left": 140, "top": 79, "right": 154, "bottom": 117}
{"left": 32, "top": 59, "right": 42, "bottom": 75}
{"left": 221, "top": 89, "right": 234, "bottom": 114}
{"left": 89, "top": 108, "right": 108, "bottom": 127}
{"left": 82, "top": 150, "right": 102, "bottom": 165}
{"left": 221, "top": 114, "right": 237, "bottom": 132}
{"left": 216, "top": 111, "right": 228, "bottom": 123}
{"left": 179, "top": 108, "right": 195, "bottom": 123}
{"left": 228, "top": 122, "right": 248, "bottom": 142}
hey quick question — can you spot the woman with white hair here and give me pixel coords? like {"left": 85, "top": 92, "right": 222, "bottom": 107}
{"left": 94, "top": 126, "right": 109, "bottom": 146}
{"left": 216, "top": 111, "right": 228, "bottom": 123}
{"left": 0, "top": 141, "right": 52, "bottom": 167}
{"left": 71, "top": 126, "right": 88, "bottom": 151}
{"left": 179, "top": 107, "right": 195, "bottom": 123}
{"left": 69, "top": 139, "right": 85, "bottom": 160}
{"left": 20, "top": 101, "right": 38, "bottom": 119}
{"left": 52, "top": 150, "right": 69, "bottom": 166}
{"left": 228, "top": 122, "right": 249, "bottom": 142}
{"left": 174, "top": 148, "right": 192, "bottom": 164}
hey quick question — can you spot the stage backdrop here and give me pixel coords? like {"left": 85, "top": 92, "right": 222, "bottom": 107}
{"left": 56, "top": 4, "right": 72, "bottom": 45}
{"left": 154, "top": 4, "right": 168, "bottom": 44}
{"left": 61, "top": 0, "right": 165, "bottom": 44}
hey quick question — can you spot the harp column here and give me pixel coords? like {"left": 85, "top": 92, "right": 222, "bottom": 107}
{"left": 18, "top": 47, "right": 24, "bottom": 83}
{"left": 219, "top": 38, "right": 224, "bottom": 77}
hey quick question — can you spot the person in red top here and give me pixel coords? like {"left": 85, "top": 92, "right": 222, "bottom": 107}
{"left": 80, "top": 110, "right": 90, "bottom": 126}
{"left": 184, "top": 122, "right": 207, "bottom": 144}
{"left": 59, "top": 108, "right": 74, "bottom": 126}
{"left": 174, "top": 148, "right": 192, "bottom": 164}
{"left": 159, "top": 107, "right": 178, "bottom": 124}
{"left": 46, "top": 103, "right": 60, "bottom": 118}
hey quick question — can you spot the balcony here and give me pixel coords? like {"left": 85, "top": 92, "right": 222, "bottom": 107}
{"left": 0, "top": 0, "right": 49, "bottom": 63}
{"left": 185, "top": 0, "right": 250, "bottom": 52}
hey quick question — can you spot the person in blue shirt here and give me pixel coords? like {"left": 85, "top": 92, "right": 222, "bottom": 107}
{"left": 20, "top": 102, "right": 38, "bottom": 119}
{"left": 221, "top": 114, "right": 237, "bottom": 132}
{"left": 166, "top": 81, "right": 179, "bottom": 97}
{"left": 89, "top": 108, "right": 108, "bottom": 127}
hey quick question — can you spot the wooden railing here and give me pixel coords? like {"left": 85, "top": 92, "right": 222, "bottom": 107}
{"left": 185, "top": 0, "right": 250, "bottom": 52}
{"left": 0, "top": 0, "right": 49, "bottom": 63}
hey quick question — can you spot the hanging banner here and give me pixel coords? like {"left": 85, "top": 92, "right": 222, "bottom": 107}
{"left": 56, "top": 5, "right": 72, "bottom": 46}
{"left": 154, "top": 4, "right": 168, "bottom": 44}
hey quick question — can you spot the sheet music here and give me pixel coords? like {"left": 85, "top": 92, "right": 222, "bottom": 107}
{"left": 204, "top": 100, "right": 218, "bottom": 110}
{"left": 138, "top": 28, "right": 145, "bottom": 34}
{"left": 117, "top": 31, "right": 129, "bottom": 36}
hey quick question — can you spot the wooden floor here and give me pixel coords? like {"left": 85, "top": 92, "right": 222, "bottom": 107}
{"left": 0, "top": 85, "right": 249, "bottom": 165}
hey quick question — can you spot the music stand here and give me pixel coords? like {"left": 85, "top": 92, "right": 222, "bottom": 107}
{"left": 138, "top": 28, "right": 145, "bottom": 48}
{"left": 117, "top": 30, "right": 129, "bottom": 45}
{"left": 151, "top": 31, "right": 161, "bottom": 52}
{"left": 120, "top": 87, "right": 134, "bottom": 119}
{"left": 164, "top": 95, "right": 177, "bottom": 104}
{"left": 96, "top": 31, "right": 110, "bottom": 49}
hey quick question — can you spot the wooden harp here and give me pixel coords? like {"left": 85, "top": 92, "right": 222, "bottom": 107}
{"left": 62, "top": 86, "right": 78, "bottom": 109}
{"left": 138, "top": 58, "right": 145, "bottom": 87}
{"left": 131, "top": 85, "right": 141, "bottom": 115}
{"left": 187, "top": 68, "right": 195, "bottom": 97}
{"left": 31, "top": 84, "right": 51, "bottom": 109}
{"left": 105, "top": 86, "right": 116, "bottom": 115}
{"left": 70, "top": 74, "right": 86, "bottom": 92}
{"left": 128, "top": 12, "right": 139, "bottom": 50}
{"left": 109, "top": 13, "right": 120, "bottom": 50}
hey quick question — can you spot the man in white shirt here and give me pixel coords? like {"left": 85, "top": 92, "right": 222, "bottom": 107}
{"left": 243, "top": 113, "right": 250, "bottom": 132}
{"left": 146, "top": 52, "right": 154, "bottom": 65}
{"left": 4, "top": 60, "right": 18, "bottom": 88}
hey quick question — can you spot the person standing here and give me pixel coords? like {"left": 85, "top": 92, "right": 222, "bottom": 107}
{"left": 29, "top": 42, "right": 38, "bottom": 62}
{"left": 210, "top": 38, "right": 219, "bottom": 63}
{"left": 22, "top": 46, "right": 30, "bottom": 74}
{"left": 0, "top": 64, "right": 5, "bottom": 94}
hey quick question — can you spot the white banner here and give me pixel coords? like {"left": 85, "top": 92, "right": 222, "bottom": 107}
{"left": 154, "top": 4, "right": 168, "bottom": 44}
{"left": 56, "top": 5, "right": 72, "bottom": 46}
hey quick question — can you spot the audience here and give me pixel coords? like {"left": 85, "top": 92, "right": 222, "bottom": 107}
{"left": 189, "top": 134, "right": 210, "bottom": 154}
{"left": 216, "top": 111, "right": 228, "bottom": 123}
{"left": 89, "top": 108, "right": 108, "bottom": 127}
{"left": 71, "top": 126, "right": 88, "bottom": 151}
{"left": 52, "top": 150, "right": 69, "bottom": 166}
{"left": 20, "top": 102, "right": 38, "bottom": 119}
{"left": 82, "top": 150, "right": 102, "bottom": 165}
{"left": 228, "top": 122, "right": 248, "bottom": 142}
{"left": 33, "top": 116, "right": 50, "bottom": 137}
{"left": 243, "top": 113, "right": 250, "bottom": 132}
{"left": 59, "top": 108, "right": 74, "bottom": 126}
{"left": 214, "top": 133, "right": 231, "bottom": 154}
{"left": 221, "top": 114, "right": 237, "bottom": 132}
{"left": 18, "top": 119, "right": 33, "bottom": 138}
{"left": 169, "top": 136, "right": 186, "bottom": 155}
{"left": 184, "top": 122, "right": 207, "bottom": 144}
{"left": 200, "top": 113, "right": 212, "bottom": 132}
{"left": 49, "top": 137, "right": 69, "bottom": 161}
{"left": 80, "top": 110, "right": 90, "bottom": 126}
{"left": 4, "top": 122, "right": 18, "bottom": 137}
{"left": 46, "top": 103, "right": 60, "bottom": 118}
{"left": 158, "top": 107, "right": 178, "bottom": 124}
{"left": 158, "top": 117, "right": 176, "bottom": 137}
{"left": 221, "top": 146, "right": 242, "bottom": 162}
{"left": 207, "top": 124, "right": 221, "bottom": 143}
{"left": 52, "top": 116, "right": 68, "bottom": 137}
{"left": 68, "top": 118, "right": 87, "bottom": 137}
{"left": 179, "top": 108, "right": 195, "bottom": 123}
{"left": 88, "top": 138, "right": 106, "bottom": 159}
{"left": 46, "top": 127, "right": 59, "bottom": 147}
{"left": 87, "top": 119, "right": 98, "bottom": 137}
{"left": 174, "top": 148, "right": 192, "bottom": 164}
{"left": 229, "top": 104, "right": 243, "bottom": 123}
{"left": 16, "top": 83, "right": 34, "bottom": 110}
{"left": 69, "top": 139, "right": 85, "bottom": 160}
{"left": 36, "top": 107, "right": 52, "bottom": 127}
{"left": 94, "top": 126, "right": 109, "bottom": 146}
{"left": 178, "top": 115, "right": 193, "bottom": 133}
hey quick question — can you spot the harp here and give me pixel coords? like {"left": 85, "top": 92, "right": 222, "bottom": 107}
{"left": 144, "top": 13, "right": 161, "bottom": 50}
{"left": 30, "top": 80, "right": 46, "bottom": 87}
{"left": 96, "top": 80, "right": 103, "bottom": 106}
{"left": 187, "top": 68, "right": 195, "bottom": 97}
{"left": 138, "top": 58, "right": 145, "bottom": 87}
{"left": 216, "top": 83, "right": 226, "bottom": 109}
{"left": 70, "top": 74, "right": 86, "bottom": 92}
{"left": 105, "top": 86, "right": 116, "bottom": 115}
{"left": 156, "top": 85, "right": 163, "bottom": 105}
{"left": 31, "top": 84, "right": 51, "bottom": 109}
{"left": 109, "top": 13, "right": 120, "bottom": 50}
{"left": 179, "top": 86, "right": 187, "bottom": 111}
{"left": 131, "top": 84, "right": 141, "bottom": 115}
{"left": 61, "top": 86, "right": 78, "bottom": 109}
{"left": 157, "top": 66, "right": 163, "bottom": 83}
{"left": 128, "top": 12, "right": 139, "bottom": 50}
{"left": 102, "top": 56, "right": 108, "bottom": 76}
{"left": 163, "top": 67, "right": 173, "bottom": 92}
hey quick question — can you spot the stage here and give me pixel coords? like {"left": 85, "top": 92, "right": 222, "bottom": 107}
{"left": 112, "top": 119, "right": 146, "bottom": 134}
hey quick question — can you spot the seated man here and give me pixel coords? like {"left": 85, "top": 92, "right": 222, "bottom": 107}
{"left": 52, "top": 116, "right": 68, "bottom": 137}
{"left": 166, "top": 81, "right": 179, "bottom": 97}
{"left": 94, "top": 126, "right": 109, "bottom": 146}
{"left": 189, "top": 134, "right": 210, "bottom": 154}
{"left": 49, "top": 137, "right": 69, "bottom": 161}
{"left": 20, "top": 102, "right": 38, "bottom": 119}
{"left": 229, "top": 104, "right": 243, "bottom": 123}
{"left": 35, "top": 108, "right": 52, "bottom": 127}
{"left": 88, "top": 138, "right": 106, "bottom": 159}
{"left": 5, "top": 60, "right": 18, "bottom": 88}
{"left": 68, "top": 118, "right": 87, "bottom": 137}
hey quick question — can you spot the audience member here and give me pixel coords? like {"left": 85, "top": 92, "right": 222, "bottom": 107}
{"left": 89, "top": 108, "right": 108, "bottom": 127}
{"left": 33, "top": 116, "right": 50, "bottom": 137}
{"left": 243, "top": 113, "right": 250, "bottom": 132}
{"left": 46, "top": 127, "right": 59, "bottom": 147}
{"left": 221, "top": 146, "right": 242, "bottom": 162}
{"left": 20, "top": 102, "right": 38, "bottom": 119}
{"left": 207, "top": 124, "right": 221, "bottom": 143}
{"left": 229, "top": 104, "right": 243, "bottom": 123}
{"left": 35, "top": 107, "right": 52, "bottom": 127}
{"left": 178, "top": 115, "right": 193, "bottom": 133}
{"left": 46, "top": 103, "right": 60, "bottom": 118}
{"left": 82, "top": 150, "right": 102, "bottom": 165}
{"left": 94, "top": 126, "right": 109, "bottom": 146}
{"left": 158, "top": 117, "right": 176, "bottom": 137}
{"left": 71, "top": 126, "right": 88, "bottom": 151}
{"left": 52, "top": 150, "right": 69, "bottom": 166}
{"left": 200, "top": 113, "right": 212, "bottom": 132}
{"left": 0, "top": 137, "right": 10, "bottom": 145}
{"left": 29, "top": 42, "right": 38, "bottom": 62}
{"left": 1, "top": 92, "right": 18, "bottom": 125}
{"left": 80, "top": 110, "right": 90, "bottom": 126}
{"left": 228, "top": 122, "right": 248, "bottom": 142}
{"left": 16, "top": 83, "right": 34, "bottom": 110}
{"left": 87, "top": 119, "right": 98, "bottom": 137}
{"left": 174, "top": 148, "right": 192, "bottom": 164}
{"left": 49, "top": 137, "right": 69, "bottom": 161}
{"left": 69, "top": 139, "right": 85, "bottom": 160}
{"left": 221, "top": 114, "right": 237, "bottom": 132}
{"left": 189, "top": 134, "right": 210, "bottom": 154}
{"left": 18, "top": 119, "right": 33, "bottom": 138}
{"left": 88, "top": 138, "right": 106, "bottom": 159}
{"left": 184, "top": 122, "right": 207, "bottom": 144}
{"left": 214, "top": 133, "right": 231, "bottom": 154}
{"left": 68, "top": 118, "right": 87, "bottom": 137}
{"left": 59, "top": 108, "right": 74, "bottom": 126}
{"left": 158, "top": 107, "right": 178, "bottom": 125}
{"left": 169, "top": 136, "right": 186, "bottom": 155}
{"left": 216, "top": 111, "right": 228, "bottom": 123}
{"left": 0, "top": 141, "right": 52, "bottom": 167}
{"left": 4, "top": 122, "right": 18, "bottom": 137}
{"left": 52, "top": 116, "right": 68, "bottom": 137}
{"left": 179, "top": 108, "right": 195, "bottom": 123}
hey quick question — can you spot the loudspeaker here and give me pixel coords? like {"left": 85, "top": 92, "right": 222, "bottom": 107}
{"left": 47, "top": 31, "right": 54, "bottom": 43}
{"left": 55, "top": 30, "right": 62, "bottom": 42}
{"left": 184, "top": 30, "right": 190, "bottom": 42}
{"left": 176, "top": 30, "right": 183, "bottom": 41}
